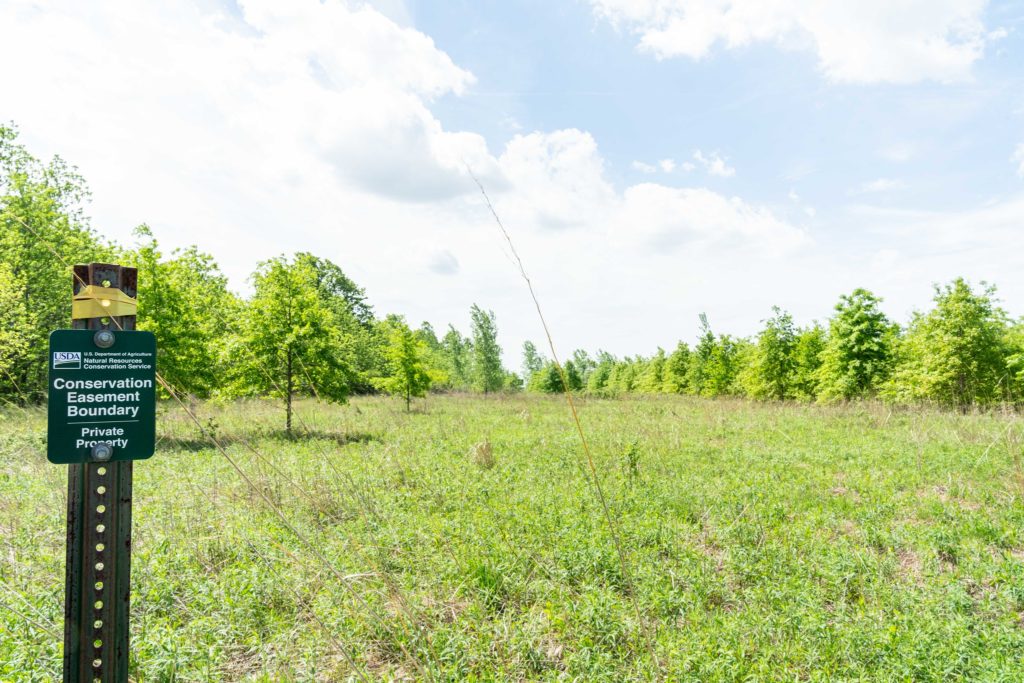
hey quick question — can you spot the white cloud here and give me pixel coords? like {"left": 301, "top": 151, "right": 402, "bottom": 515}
{"left": 851, "top": 178, "right": 906, "bottom": 195}
{"left": 496, "top": 130, "right": 617, "bottom": 230}
{"left": 693, "top": 150, "right": 736, "bottom": 177}
{"left": 632, "top": 158, "right": 680, "bottom": 173}
{"left": 491, "top": 131, "right": 800, "bottom": 254}
{"left": 7, "top": 0, "right": 967, "bottom": 361}
{"left": 589, "top": 0, "right": 998, "bottom": 84}
{"left": 614, "top": 184, "right": 806, "bottom": 255}
{"left": 1014, "top": 144, "right": 1024, "bottom": 177}
{"left": 1, "top": 0, "right": 497, "bottom": 206}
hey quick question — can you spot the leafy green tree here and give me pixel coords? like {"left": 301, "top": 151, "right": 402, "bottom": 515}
{"left": 743, "top": 307, "right": 797, "bottom": 400}
{"left": 535, "top": 361, "right": 561, "bottom": 393}
{"left": 534, "top": 359, "right": 582, "bottom": 393}
{"left": 470, "top": 304, "right": 504, "bottom": 393}
{"left": 817, "top": 289, "right": 896, "bottom": 401}
{"left": 522, "top": 340, "right": 545, "bottom": 388}
{"left": 296, "top": 252, "right": 379, "bottom": 393}
{"left": 441, "top": 325, "right": 472, "bottom": 390}
{"left": 0, "top": 262, "right": 30, "bottom": 399}
{"left": 610, "top": 357, "right": 642, "bottom": 393}
{"left": 415, "top": 322, "right": 441, "bottom": 350}
{"left": 564, "top": 360, "right": 584, "bottom": 391}
{"left": 375, "top": 316, "right": 438, "bottom": 411}
{"left": 586, "top": 351, "right": 616, "bottom": 392}
{"left": 663, "top": 342, "right": 691, "bottom": 393}
{"left": 129, "top": 226, "right": 238, "bottom": 397}
{"left": 687, "top": 314, "right": 716, "bottom": 396}
{"left": 703, "top": 336, "right": 745, "bottom": 397}
{"left": 637, "top": 348, "right": 666, "bottom": 393}
{"left": 0, "top": 124, "right": 114, "bottom": 400}
{"left": 791, "top": 324, "right": 826, "bottom": 401}
{"left": 1005, "top": 321, "right": 1024, "bottom": 402}
{"left": 295, "top": 252, "right": 374, "bottom": 327}
{"left": 229, "top": 255, "right": 351, "bottom": 435}
{"left": 503, "top": 371, "right": 524, "bottom": 392}
{"left": 571, "top": 349, "right": 595, "bottom": 386}
{"left": 885, "top": 279, "right": 1009, "bottom": 408}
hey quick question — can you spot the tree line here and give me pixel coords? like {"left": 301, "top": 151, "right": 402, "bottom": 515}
{"left": 523, "top": 285, "right": 1024, "bottom": 410}
{"left": 0, "top": 125, "right": 513, "bottom": 429}
{"left": 3, "top": 124, "right": 1023, "bottom": 419}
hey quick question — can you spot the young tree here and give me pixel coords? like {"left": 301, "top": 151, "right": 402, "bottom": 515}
{"left": 886, "top": 279, "right": 1008, "bottom": 408}
{"left": 687, "top": 314, "right": 716, "bottom": 396}
{"left": 743, "top": 307, "right": 798, "bottom": 400}
{"left": 564, "top": 360, "right": 584, "bottom": 391}
{"left": 416, "top": 322, "right": 441, "bottom": 351}
{"left": 441, "top": 325, "right": 472, "bottom": 390}
{"left": 664, "top": 342, "right": 691, "bottom": 393}
{"left": 791, "top": 324, "right": 826, "bottom": 401}
{"left": 1007, "top": 320, "right": 1024, "bottom": 402}
{"left": 0, "top": 262, "right": 30, "bottom": 398}
{"left": 295, "top": 252, "right": 379, "bottom": 393}
{"left": 295, "top": 252, "right": 374, "bottom": 327}
{"left": 470, "top": 304, "right": 504, "bottom": 393}
{"left": 571, "top": 349, "right": 595, "bottom": 386}
{"left": 230, "top": 255, "right": 351, "bottom": 435}
{"left": 817, "top": 289, "right": 896, "bottom": 401}
{"left": 703, "top": 336, "right": 745, "bottom": 397}
{"left": 375, "top": 316, "right": 437, "bottom": 411}
{"left": 586, "top": 351, "right": 616, "bottom": 392}
{"left": 637, "top": 348, "right": 667, "bottom": 393}
{"left": 129, "top": 226, "right": 238, "bottom": 398}
{"left": 0, "top": 124, "right": 114, "bottom": 400}
{"left": 521, "top": 340, "right": 545, "bottom": 388}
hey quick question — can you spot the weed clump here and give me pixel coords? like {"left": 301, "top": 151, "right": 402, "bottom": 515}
{"left": 471, "top": 439, "right": 495, "bottom": 469}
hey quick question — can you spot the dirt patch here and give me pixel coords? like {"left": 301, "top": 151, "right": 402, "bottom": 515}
{"left": 897, "top": 549, "right": 923, "bottom": 581}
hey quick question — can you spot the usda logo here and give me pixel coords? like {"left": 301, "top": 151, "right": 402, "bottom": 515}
{"left": 53, "top": 352, "right": 82, "bottom": 370}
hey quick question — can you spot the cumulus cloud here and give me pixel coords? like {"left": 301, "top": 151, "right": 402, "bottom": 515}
{"left": 631, "top": 158, "right": 681, "bottom": 174}
{"left": 693, "top": 150, "right": 735, "bottom": 177}
{"left": 495, "top": 129, "right": 617, "bottom": 230}
{"left": 1014, "top": 144, "right": 1024, "bottom": 177}
{"left": 1, "top": 0, "right": 499, "bottom": 205}
{"left": 0, "top": 0, "right": 816, "bottom": 358}
{"left": 490, "top": 130, "right": 801, "bottom": 255}
{"left": 615, "top": 184, "right": 806, "bottom": 255}
{"left": 588, "top": 0, "right": 999, "bottom": 84}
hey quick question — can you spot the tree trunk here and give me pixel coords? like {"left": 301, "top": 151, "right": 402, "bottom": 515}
{"left": 286, "top": 345, "right": 293, "bottom": 437}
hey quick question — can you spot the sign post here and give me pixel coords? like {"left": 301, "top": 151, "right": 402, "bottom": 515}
{"left": 55, "top": 263, "right": 155, "bottom": 683}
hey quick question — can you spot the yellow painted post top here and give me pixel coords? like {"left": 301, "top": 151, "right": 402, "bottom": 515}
{"left": 71, "top": 285, "right": 138, "bottom": 320}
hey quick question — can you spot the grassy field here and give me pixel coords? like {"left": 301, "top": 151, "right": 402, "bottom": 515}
{"left": 1, "top": 394, "right": 1024, "bottom": 682}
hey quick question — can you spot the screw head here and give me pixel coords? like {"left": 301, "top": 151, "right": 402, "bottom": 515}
{"left": 91, "top": 443, "right": 114, "bottom": 462}
{"left": 93, "top": 330, "right": 115, "bottom": 349}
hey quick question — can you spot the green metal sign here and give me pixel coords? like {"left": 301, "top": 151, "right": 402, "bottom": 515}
{"left": 48, "top": 330, "right": 157, "bottom": 464}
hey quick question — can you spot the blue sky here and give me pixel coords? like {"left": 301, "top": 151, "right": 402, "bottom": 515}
{"left": 418, "top": 0, "right": 1024, "bottom": 208}
{"left": 2, "top": 0, "right": 1023, "bottom": 361}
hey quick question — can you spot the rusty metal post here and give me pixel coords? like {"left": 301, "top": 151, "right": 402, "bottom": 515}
{"left": 63, "top": 263, "right": 136, "bottom": 682}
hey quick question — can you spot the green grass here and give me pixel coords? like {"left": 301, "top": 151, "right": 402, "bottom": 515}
{"left": 2, "top": 394, "right": 1024, "bottom": 681}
